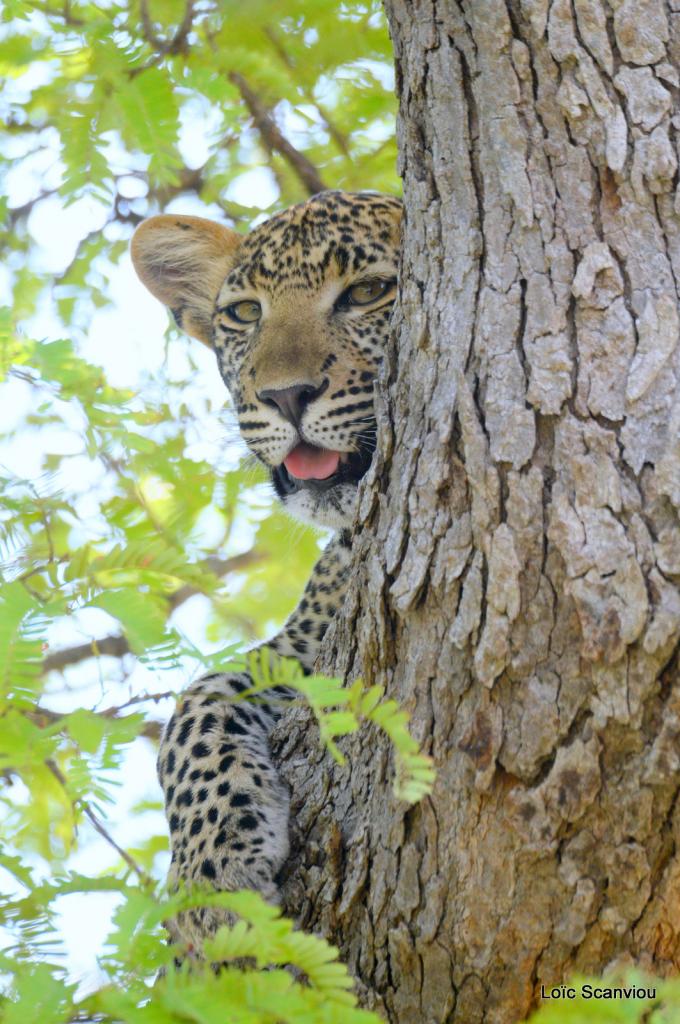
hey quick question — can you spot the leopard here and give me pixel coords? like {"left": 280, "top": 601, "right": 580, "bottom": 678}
{"left": 131, "top": 190, "right": 402, "bottom": 954}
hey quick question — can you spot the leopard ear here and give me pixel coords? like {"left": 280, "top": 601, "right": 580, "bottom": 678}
{"left": 131, "top": 214, "right": 241, "bottom": 345}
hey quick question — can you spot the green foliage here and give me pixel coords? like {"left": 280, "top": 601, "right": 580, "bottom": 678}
{"left": 0, "top": 1, "right": 406, "bottom": 1019}
{"left": 1, "top": 876, "right": 382, "bottom": 1022}
{"left": 245, "top": 650, "right": 435, "bottom": 803}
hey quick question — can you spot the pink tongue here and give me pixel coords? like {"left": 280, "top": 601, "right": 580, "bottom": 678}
{"left": 284, "top": 443, "right": 340, "bottom": 480}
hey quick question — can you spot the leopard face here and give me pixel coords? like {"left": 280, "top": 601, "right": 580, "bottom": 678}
{"left": 131, "top": 191, "right": 402, "bottom": 530}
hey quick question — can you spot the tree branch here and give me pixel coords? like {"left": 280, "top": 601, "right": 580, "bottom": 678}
{"left": 29, "top": 698, "right": 164, "bottom": 742}
{"left": 43, "top": 634, "right": 132, "bottom": 674}
{"left": 46, "top": 759, "right": 155, "bottom": 886}
{"left": 263, "top": 27, "right": 351, "bottom": 158}
{"left": 167, "top": 550, "right": 263, "bottom": 610}
{"left": 9, "top": 165, "right": 207, "bottom": 244}
{"left": 139, "top": 0, "right": 195, "bottom": 56}
{"left": 41, "top": 1, "right": 85, "bottom": 27}
{"left": 228, "top": 72, "right": 326, "bottom": 196}
{"left": 42, "top": 549, "right": 265, "bottom": 675}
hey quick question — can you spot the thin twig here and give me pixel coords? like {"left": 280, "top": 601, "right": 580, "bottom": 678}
{"left": 263, "top": 26, "right": 351, "bottom": 158}
{"left": 167, "top": 550, "right": 264, "bottom": 610}
{"left": 139, "top": 0, "right": 195, "bottom": 54}
{"left": 229, "top": 71, "right": 326, "bottom": 196}
{"left": 106, "top": 689, "right": 174, "bottom": 711}
{"left": 9, "top": 165, "right": 206, "bottom": 241}
{"left": 41, "top": 1, "right": 85, "bottom": 26}
{"left": 46, "top": 759, "right": 155, "bottom": 888}
{"left": 133, "top": 0, "right": 196, "bottom": 74}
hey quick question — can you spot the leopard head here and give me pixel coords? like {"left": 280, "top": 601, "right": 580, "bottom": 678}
{"left": 131, "top": 190, "right": 402, "bottom": 530}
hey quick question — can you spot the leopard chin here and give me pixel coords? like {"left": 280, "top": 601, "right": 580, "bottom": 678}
{"left": 278, "top": 480, "right": 360, "bottom": 531}
{"left": 270, "top": 440, "right": 375, "bottom": 530}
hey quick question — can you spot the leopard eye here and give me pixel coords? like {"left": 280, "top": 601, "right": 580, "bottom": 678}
{"left": 225, "top": 300, "right": 261, "bottom": 324}
{"left": 338, "top": 278, "right": 396, "bottom": 308}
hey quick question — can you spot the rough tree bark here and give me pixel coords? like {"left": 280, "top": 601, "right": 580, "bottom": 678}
{"left": 272, "top": 2, "right": 680, "bottom": 1022}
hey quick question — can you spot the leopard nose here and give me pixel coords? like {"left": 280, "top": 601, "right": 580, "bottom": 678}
{"left": 258, "top": 380, "right": 328, "bottom": 427}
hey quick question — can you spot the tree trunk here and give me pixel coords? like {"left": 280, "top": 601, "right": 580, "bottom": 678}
{"left": 272, "top": 2, "right": 680, "bottom": 1021}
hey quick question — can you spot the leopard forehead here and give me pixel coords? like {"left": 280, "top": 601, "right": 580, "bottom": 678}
{"left": 218, "top": 190, "right": 402, "bottom": 300}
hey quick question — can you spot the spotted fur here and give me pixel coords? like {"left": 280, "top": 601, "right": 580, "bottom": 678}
{"left": 132, "top": 191, "right": 401, "bottom": 952}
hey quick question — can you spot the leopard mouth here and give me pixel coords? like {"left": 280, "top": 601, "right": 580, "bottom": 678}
{"left": 271, "top": 439, "right": 376, "bottom": 500}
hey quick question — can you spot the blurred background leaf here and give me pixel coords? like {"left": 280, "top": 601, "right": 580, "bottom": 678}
{"left": 0, "top": 0, "right": 397, "bottom": 1018}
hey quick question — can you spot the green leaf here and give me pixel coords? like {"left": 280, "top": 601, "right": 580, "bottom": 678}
{"left": 0, "top": 584, "right": 45, "bottom": 706}
{"left": 62, "top": 709, "right": 108, "bottom": 753}
{"left": 2, "top": 962, "right": 76, "bottom": 1024}
{"left": 89, "top": 588, "right": 172, "bottom": 654}
{"left": 115, "top": 69, "right": 182, "bottom": 187}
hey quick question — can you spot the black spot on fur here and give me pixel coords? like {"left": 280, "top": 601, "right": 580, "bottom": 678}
{"left": 176, "top": 718, "right": 195, "bottom": 746}
{"left": 231, "top": 792, "right": 251, "bottom": 807}
{"left": 201, "top": 859, "right": 216, "bottom": 880}
{"left": 225, "top": 718, "right": 247, "bottom": 737}
{"left": 238, "top": 814, "right": 259, "bottom": 831}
